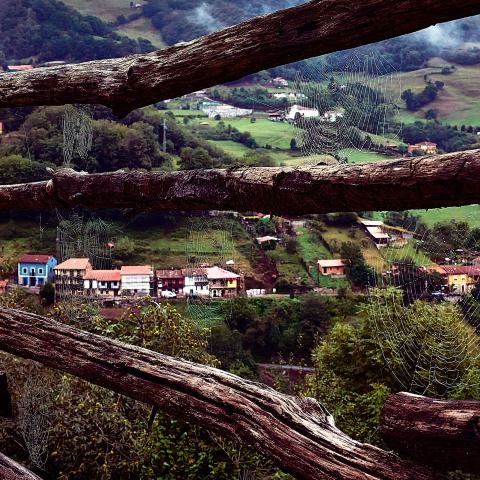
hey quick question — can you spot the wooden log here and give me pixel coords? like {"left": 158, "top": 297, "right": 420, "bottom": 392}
{"left": 0, "top": 307, "right": 434, "bottom": 480}
{"left": 0, "top": 0, "right": 479, "bottom": 115}
{"left": 0, "top": 453, "right": 42, "bottom": 480}
{"left": 1, "top": 149, "right": 480, "bottom": 215}
{"left": 380, "top": 392, "right": 480, "bottom": 473}
{"left": 0, "top": 370, "right": 12, "bottom": 418}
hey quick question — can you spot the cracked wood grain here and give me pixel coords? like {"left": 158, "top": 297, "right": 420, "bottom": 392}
{"left": 0, "top": 307, "right": 435, "bottom": 480}
{"left": 381, "top": 393, "right": 480, "bottom": 473}
{"left": 0, "top": 149, "right": 479, "bottom": 215}
{"left": 0, "top": 453, "right": 42, "bottom": 480}
{"left": 0, "top": 0, "right": 479, "bottom": 115}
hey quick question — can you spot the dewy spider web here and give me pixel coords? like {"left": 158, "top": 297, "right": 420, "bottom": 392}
{"left": 367, "top": 211, "right": 480, "bottom": 398}
{"left": 184, "top": 216, "right": 235, "bottom": 330}
{"left": 63, "top": 104, "right": 93, "bottom": 167}
{"left": 290, "top": 52, "right": 402, "bottom": 164}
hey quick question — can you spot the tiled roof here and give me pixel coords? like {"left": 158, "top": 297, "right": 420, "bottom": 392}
{"left": 181, "top": 268, "right": 207, "bottom": 276}
{"left": 441, "top": 265, "right": 480, "bottom": 276}
{"left": 84, "top": 270, "right": 121, "bottom": 281}
{"left": 156, "top": 269, "right": 183, "bottom": 279}
{"left": 206, "top": 266, "right": 240, "bottom": 279}
{"left": 54, "top": 258, "right": 91, "bottom": 270}
{"left": 317, "top": 259, "right": 345, "bottom": 267}
{"left": 19, "top": 254, "right": 53, "bottom": 264}
{"left": 120, "top": 265, "right": 152, "bottom": 275}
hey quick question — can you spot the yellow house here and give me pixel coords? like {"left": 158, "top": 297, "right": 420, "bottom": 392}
{"left": 206, "top": 266, "right": 241, "bottom": 298}
{"left": 440, "top": 265, "right": 480, "bottom": 294}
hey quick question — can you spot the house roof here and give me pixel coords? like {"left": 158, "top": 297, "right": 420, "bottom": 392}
{"left": 19, "top": 254, "right": 54, "bottom": 264}
{"left": 156, "top": 269, "right": 183, "bottom": 279}
{"left": 54, "top": 258, "right": 91, "bottom": 270}
{"left": 181, "top": 267, "right": 207, "bottom": 276}
{"left": 256, "top": 236, "right": 280, "bottom": 243}
{"left": 84, "top": 270, "right": 121, "bottom": 281}
{"left": 317, "top": 259, "right": 345, "bottom": 268}
{"left": 360, "top": 219, "right": 383, "bottom": 226}
{"left": 120, "top": 265, "right": 152, "bottom": 275}
{"left": 441, "top": 265, "right": 480, "bottom": 276}
{"left": 366, "top": 227, "right": 390, "bottom": 240}
{"left": 206, "top": 266, "right": 240, "bottom": 280}
{"left": 7, "top": 65, "right": 33, "bottom": 71}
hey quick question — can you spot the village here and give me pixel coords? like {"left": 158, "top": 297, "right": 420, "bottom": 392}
{"left": 6, "top": 212, "right": 480, "bottom": 306}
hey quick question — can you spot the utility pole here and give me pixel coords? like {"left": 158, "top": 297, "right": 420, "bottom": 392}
{"left": 163, "top": 118, "right": 167, "bottom": 153}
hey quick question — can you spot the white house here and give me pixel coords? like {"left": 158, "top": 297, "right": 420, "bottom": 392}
{"left": 120, "top": 265, "right": 153, "bottom": 296}
{"left": 286, "top": 104, "right": 320, "bottom": 120}
{"left": 321, "top": 110, "right": 344, "bottom": 122}
{"left": 83, "top": 270, "right": 121, "bottom": 297}
{"left": 182, "top": 268, "right": 209, "bottom": 297}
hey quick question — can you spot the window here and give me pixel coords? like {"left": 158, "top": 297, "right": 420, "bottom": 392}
{"left": 22, "top": 267, "right": 27, "bottom": 274}
{"left": 38, "top": 268, "right": 43, "bottom": 274}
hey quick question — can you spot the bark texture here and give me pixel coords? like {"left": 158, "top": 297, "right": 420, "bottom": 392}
{"left": 0, "top": 453, "right": 42, "bottom": 480}
{"left": 0, "top": 0, "right": 479, "bottom": 115}
{"left": 0, "top": 307, "right": 434, "bottom": 480}
{"left": 1, "top": 149, "right": 480, "bottom": 215}
{"left": 380, "top": 392, "right": 480, "bottom": 473}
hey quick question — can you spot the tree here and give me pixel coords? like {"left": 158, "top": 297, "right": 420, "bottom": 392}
{"left": 340, "top": 242, "right": 374, "bottom": 288}
{"left": 179, "top": 146, "right": 213, "bottom": 170}
{"left": 39, "top": 282, "right": 55, "bottom": 305}
{"left": 290, "top": 138, "right": 298, "bottom": 150}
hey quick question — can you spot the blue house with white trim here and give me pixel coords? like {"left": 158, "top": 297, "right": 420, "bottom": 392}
{"left": 18, "top": 254, "right": 57, "bottom": 287}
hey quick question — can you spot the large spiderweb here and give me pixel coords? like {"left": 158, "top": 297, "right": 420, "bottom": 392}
{"left": 63, "top": 104, "right": 93, "bottom": 167}
{"left": 366, "top": 212, "right": 480, "bottom": 397}
{"left": 184, "top": 216, "right": 236, "bottom": 329}
{"left": 290, "top": 52, "right": 402, "bottom": 164}
{"left": 56, "top": 212, "right": 113, "bottom": 310}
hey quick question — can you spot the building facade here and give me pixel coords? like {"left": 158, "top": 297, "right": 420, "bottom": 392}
{"left": 120, "top": 265, "right": 154, "bottom": 296}
{"left": 156, "top": 269, "right": 184, "bottom": 295}
{"left": 83, "top": 270, "right": 121, "bottom": 297}
{"left": 317, "top": 259, "right": 346, "bottom": 276}
{"left": 182, "top": 268, "right": 209, "bottom": 297}
{"left": 18, "top": 254, "right": 57, "bottom": 288}
{"left": 54, "top": 258, "right": 92, "bottom": 295}
{"left": 206, "top": 266, "right": 240, "bottom": 297}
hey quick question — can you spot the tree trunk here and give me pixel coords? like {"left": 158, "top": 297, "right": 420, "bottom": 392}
{"left": 1, "top": 149, "right": 480, "bottom": 215}
{"left": 0, "top": 307, "right": 434, "bottom": 480}
{"left": 380, "top": 392, "right": 480, "bottom": 473}
{"left": 0, "top": 0, "right": 478, "bottom": 115}
{"left": 0, "top": 453, "right": 42, "bottom": 480}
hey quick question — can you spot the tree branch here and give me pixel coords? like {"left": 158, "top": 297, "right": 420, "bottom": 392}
{"left": 0, "top": 307, "right": 434, "bottom": 480}
{"left": 0, "top": 453, "right": 42, "bottom": 480}
{"left": 1, "top": 149, "right": 480, "bottom": 214}
{"left": 380, "top": 392, "right": 480, "bottom": 473}
{"left": 0, "top": 0, "right": 479, "bottom": 115}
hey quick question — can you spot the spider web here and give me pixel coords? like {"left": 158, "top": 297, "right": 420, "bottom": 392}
{"left": 63, "top": 104, "right": 93, "bottom": 167}
{"left": 184, "top": 216, "right": 236, "bottom": 330}
{"left": 366, "top": 212, "right": 480, "bottom": 397}
{"left": 290, "top": 52, "right": 402, "bottom": 164}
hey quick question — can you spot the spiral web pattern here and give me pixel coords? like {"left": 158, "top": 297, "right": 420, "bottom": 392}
{"left": 63, "top": 104, "right": 93, "bottom": 167}
{"left": 290, "top": 52, "right": 402, "bottom": 164}
{"left": 367, "top": 212, "right": 480, "bottom": 397}
{"left": 56, "top": 212, "right": 113, "bottom": 310}
{"left": 184, "top": 217, "right": 235, "bottom": 329}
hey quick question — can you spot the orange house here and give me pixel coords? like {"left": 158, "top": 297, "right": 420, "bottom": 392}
{"left": 317, "top": 259, "right": 345, "bottom": 276}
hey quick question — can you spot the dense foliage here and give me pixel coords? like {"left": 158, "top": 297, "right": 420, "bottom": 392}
{"left": 0, "top": 0, "right": 154, "bottom": 64}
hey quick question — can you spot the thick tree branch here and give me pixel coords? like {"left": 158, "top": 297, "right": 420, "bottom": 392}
{"left": 0, "top": 453, "right": 42, "bottom": 480}
{"left": 0, "top": 307, "right": 434, "bottom": 480}
{"left": 380, "top": 392, "right": 480, "bottom": 473}
{"left": 1, "top": 149, "right": 480, "bottom": 214}
{"left": 1, "top": 0, "right": 479, "bottom": 115}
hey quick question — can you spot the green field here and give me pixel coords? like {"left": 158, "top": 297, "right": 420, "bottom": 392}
{"left": 296, "top": 226, "right": 331, "bottom": 264}
{"left": 382, "top": 239, "right": 435, "bottom": 268}
{"left": 201, "top": 118, "right": 296, "bottom": 149}
{"left": 393, "top": 60, "right": 480, "bottom": 126}
{"left": 413, "top": 205, "right": 480, "bottom": 227}
{"left": 338, "top": 149, "right": 392, "bottom": 163}
{"left": 207, "top": 140, "right": 251, "bottom": 158}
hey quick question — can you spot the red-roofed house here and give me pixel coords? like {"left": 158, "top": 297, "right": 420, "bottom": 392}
{"left": 84, "top": 270, "right": 121, "bottom": 297}
{"left": 7, "top": 65, "right": 33, "bottom": 72}
{"left": 156, "top": 269, "right": 184, "bottom": 295}
{"left": 407, "top": 141, "right": 437, "bottom": 155}
{"left": 120, "top": 265, "right": 153, "bottom": 296}
{"left": 18, "top": 254, "right": 57, "bottom": 288}
{"left": 206, "top": 266, "right": 241, "bottom": 297}
{"left": 317, "top": 259, "right": 345, "bottom": 276}
{"left": 54, "top": 258, "right": 92, "bottom": 294}
{"left": 439, "top": 265, "right": 480, "bottom": 294}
